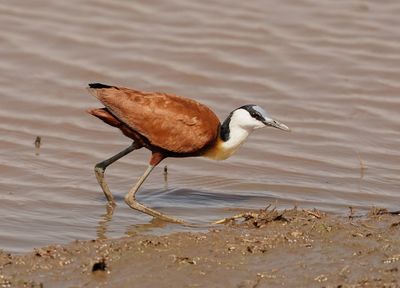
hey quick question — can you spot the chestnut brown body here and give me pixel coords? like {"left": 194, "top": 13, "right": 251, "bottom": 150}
{"left": 88, "top": 84, "right": 220, "bottom": 163}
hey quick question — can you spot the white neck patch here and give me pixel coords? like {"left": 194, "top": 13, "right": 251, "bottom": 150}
{"left": 213, "top": 109, "right": 263, "bottom": 160}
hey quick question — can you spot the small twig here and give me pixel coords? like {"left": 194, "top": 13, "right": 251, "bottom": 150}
{"left": 361, "top": 223, "right": 377, "bottom": 229}
{"left": 390, "top": 222, "right": 400, "bottom": 228}
{"left": 34, "top": 136, "right": 41, "bottom": 156}
{"left": 163, "top": 165, "right": 168, "bottom": 188}
{"left": 370, "top": 207, "right": 400, "bottom": 216}
{"left": 305, "top": 210, "right": 322, "bottom": 219}
{"left": 213, "top": 213, "right": 248, "bottom": 224}
{"left": 382, "top": 210, "right": 400, "bottom": 215}
{"left": 356, "top": 151, "right": 367, "bottom": 178}
{"left": 348, "top": 206, "right": 355, "bottom": 219}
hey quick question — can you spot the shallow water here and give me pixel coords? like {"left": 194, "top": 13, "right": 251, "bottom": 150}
{"left": 1, "top": 0, "right": 399, "bottom": 253}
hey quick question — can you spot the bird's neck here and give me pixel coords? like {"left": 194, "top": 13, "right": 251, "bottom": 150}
{"left": 203, "top": 113, "right": 252, "bottom": 160}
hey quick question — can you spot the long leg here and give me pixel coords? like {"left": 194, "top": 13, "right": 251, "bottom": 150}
{"left": 124, "top": 164, "right": 185, "bottom": 224}
{"left": 95, "top": 142, "right": 140, "bottom": 205}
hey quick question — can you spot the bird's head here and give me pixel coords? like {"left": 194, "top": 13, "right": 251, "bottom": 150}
{"left": 208, "top": 104, "right": 290, "bottom": 160}
{"left": 231, "top": 104, "right": 290, "bottom": 132}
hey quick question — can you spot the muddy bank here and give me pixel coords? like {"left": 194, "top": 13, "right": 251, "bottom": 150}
{"left": 1, "top": 208, "right": 399, "bottom": 287}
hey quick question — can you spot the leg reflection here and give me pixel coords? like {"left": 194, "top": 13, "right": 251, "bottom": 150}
{"left": 96, "top": 204, "right": 115, "bottom": 240}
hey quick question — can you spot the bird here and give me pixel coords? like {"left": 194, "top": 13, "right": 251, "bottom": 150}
{"left": 87, "top": 83, "right": 290, "bottom": 223}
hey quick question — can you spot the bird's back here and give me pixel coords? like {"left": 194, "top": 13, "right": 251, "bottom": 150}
{"left": 88, "top": 84, "right": 220, "bottom": 155}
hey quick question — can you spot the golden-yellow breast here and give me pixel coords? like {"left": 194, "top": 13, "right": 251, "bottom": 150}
{"left": 202, "top": 137, "right": 239, "bottom": 160}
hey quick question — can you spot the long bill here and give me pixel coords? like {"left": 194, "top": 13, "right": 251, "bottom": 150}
{"left": 265, "top": 119, "right": 291, "bottom": 131}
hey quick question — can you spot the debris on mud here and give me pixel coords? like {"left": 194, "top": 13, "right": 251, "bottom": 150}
{"left": 92, "top": 258, "right": 107, "bottom": 272}
{"left": 0, "top": 207, "right": 399, "bottom": 287}
{"left": 214, "top": 205, "right": 324, "bottom": 228}
{"left": 368, "top": 207, "right": 400, "bottom": 216}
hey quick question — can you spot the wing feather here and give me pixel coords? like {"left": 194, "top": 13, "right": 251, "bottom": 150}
{"left": 89, "top": 85, "right": 220, "bottom": 154}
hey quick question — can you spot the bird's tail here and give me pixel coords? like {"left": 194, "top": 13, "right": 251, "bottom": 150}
{"left": 87, "top": 83, "right": 116, "bottom": 99}
{"left": 87, "top": 108, "right": 122, "bottom": 128}
{"left": 88, "top": 83, "right": 113, "bottom": 89}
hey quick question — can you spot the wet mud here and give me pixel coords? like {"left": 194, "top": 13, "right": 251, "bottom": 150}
{"left": 1, "top": 208, "right": 399, "bottom": 287}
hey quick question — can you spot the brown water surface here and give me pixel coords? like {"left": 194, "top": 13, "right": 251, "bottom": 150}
{"left": 1, "top": 0, "right": 399, "bottom": 253}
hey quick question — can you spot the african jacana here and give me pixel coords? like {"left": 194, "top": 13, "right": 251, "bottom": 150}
{"left": 87, "top": 83, "right": 290, "bottom": 223}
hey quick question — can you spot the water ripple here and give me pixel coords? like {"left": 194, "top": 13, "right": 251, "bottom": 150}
{"left": 0, "top": 0, "right": 399, "bottom": 252}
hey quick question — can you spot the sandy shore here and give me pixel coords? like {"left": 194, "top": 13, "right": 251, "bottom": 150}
{"left": 0, "top": 208, "right": 399, "bottom": 287}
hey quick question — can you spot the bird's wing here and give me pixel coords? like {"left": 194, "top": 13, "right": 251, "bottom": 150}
{"left": 88, "top": 85, "right": 220, "bottom": 154}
